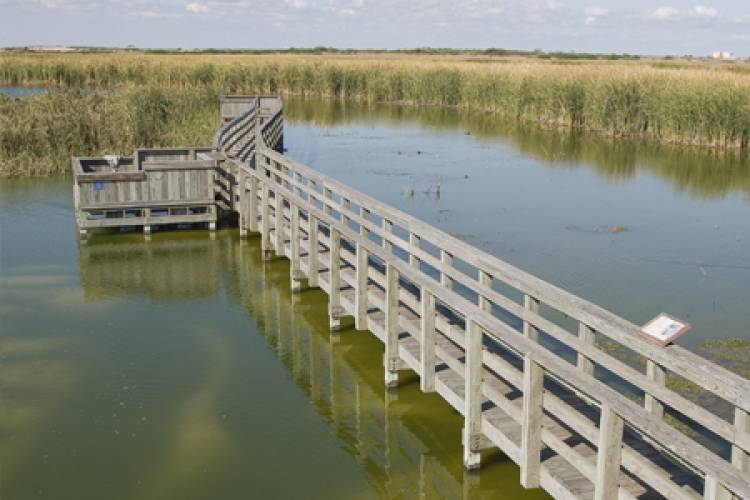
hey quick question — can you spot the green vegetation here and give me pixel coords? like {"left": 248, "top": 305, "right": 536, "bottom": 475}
{"left": 2, "top": 53, "right": 750, "bottom": 150}
{"left": 0, "top": 87, "right": 217, "bottom": 176}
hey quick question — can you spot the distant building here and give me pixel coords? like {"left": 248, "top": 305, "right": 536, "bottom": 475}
{"left": 712, "top": 51, "right": 735, "bottom": 60}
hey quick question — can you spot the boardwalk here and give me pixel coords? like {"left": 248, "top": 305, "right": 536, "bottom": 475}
{"left": 73, "top": 96, "right": 750, "bottom": 500}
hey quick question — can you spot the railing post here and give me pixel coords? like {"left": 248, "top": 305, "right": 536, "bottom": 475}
{"left": 409, "top": 232, "right": 421, "bottom": 269}
{"left": 274, "top": 185, "right": 284, "bottom": 256}
{"left": 384, "top": 262, "right": 400, "bottom": 388}
{"left": 479, "top": 270, "right": 492, "bottom": 312}
{"left": 523, "top": 295, "right": 540, "bottom": 341}
{"left": 261, "top": 182, "right": 273, "bottom": 261}
{"left": 360, "top": 207, "right": 369, "bottom": 238}
{"left": 238, "top": 167, "right": 247, "bottom": 238}
{"left": 420, "top": 288, "right": 436, "bottom": 393}
{"left": 704, "top": 475, "right": 732, "bottom": 500}
{"left": 645, "top": 359, "right": 666, "bottom": 418}
{"left": 520, "top": 356, "right": 544, "bottom": 488}
{"left": 577, "top": 322, "right": 595, "bottom": 375}
{"left": 383, "top": 219, "right": 393, "bottom": 253}
{"left": 594, "top": 405, "right": 624, "bottom": 500}
{"left": 290, "top": 203, "right": 302, "bottom": 293}
{"left": 355, "top": 241, "right": 368, "bottom": 330}
{"left": 328, "top": 227, "right": 343, "bottom": 332}
{"left": 308, "top": 214, "right": 319, "bottom": 288}
{"left": 732, "top": 408, "right": 749, "bottom": 473}
{"left": 248, "top": 174, "right": 258, "bottom": 232}
{"left": 463, "top": 317, "right": 482, "bottom": 470}
{"left": 440, "top": 250, "right": 453, "bottom": 289}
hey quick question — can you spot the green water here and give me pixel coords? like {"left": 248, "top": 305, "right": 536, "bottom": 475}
{"left": 1, "top": 97, "right": 750, "bottom": 499}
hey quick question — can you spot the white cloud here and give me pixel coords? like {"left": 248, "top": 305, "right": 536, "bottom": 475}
{"left": 284, "top": 0, "right": 306, "bottom": 9}
{"left": 693, "top": 5, "right": 718, "bottom": 18}
{"left": 185, "top": 2, "right": 209, "bottom": 14}
{"left": 651, "top": 7, "right": 679, "bottom": 20}
{"left": 584, "top": 6, "right": 607, "bottom": 25}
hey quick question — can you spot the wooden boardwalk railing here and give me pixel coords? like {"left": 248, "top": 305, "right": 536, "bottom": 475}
{"left": 223, "top": 102, "right": 750, "bottom": 500}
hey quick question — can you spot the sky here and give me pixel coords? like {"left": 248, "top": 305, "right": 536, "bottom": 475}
{"left": 1, "top": 0, "right": 748, "bottom": 56}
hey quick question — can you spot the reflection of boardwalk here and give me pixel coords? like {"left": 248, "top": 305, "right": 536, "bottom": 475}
{"left": 234, "top": 242, "right": 484, "bottom": 498}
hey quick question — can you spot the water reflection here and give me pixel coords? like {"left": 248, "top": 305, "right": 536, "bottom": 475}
{"left": 284, "top": 97, "right": 750, "bottom": 201}
{"left": 75, "top": 232, "right": 548, "bottom": 499}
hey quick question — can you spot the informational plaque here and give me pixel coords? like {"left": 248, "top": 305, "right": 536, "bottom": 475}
{"left": 640, "top": 313, "right": 691, "bottom": 347}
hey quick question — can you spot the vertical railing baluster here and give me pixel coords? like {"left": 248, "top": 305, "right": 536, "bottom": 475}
{"left": 261, "top": 181, "right": 272, "bottom": 261}
{"left": 521, "top": 355, "right": 544, "bottom": 488}
{"left": 384, "top": 262, "right": 400, "bottom": 388}
{"left": 355, "top": 240, "right": 368, "bottom": 330}
{"left": 463, "top": 317, "right": 482, "bottom": 470}
{"left": 732, "top": 408, "right": 749, "bottom": 473}
{"left": 308, "top": 214, "right": 319, "bottom": 288}
{"left": 479, "top": 270, "right": 492, "bottom": 312}
{"left": 409, "top": 232, "right": 420, "bottom": 269}
{"left": 248, "top": 174, "right": 258, "bottom": 232}
{"left": 440, "top": 250, "right": 453, "bottom": 289}
{"left": 328, "top": 227, "right": 343, "bottom": 332}
{"left": 523, "top": 295, "right": 540, "bottom": 341}
{"left": 577, "top": 322, "right": 595, "bottom": 376}
{"left": 383, "top": 219, "right": 393, "bottom": 254}
{"left": 238, "top": 167, "right": 247, "bottom": 238}
{"left": 290, "top": 202, "right": 302, "bottom": 292}
{"left": 704, "top": 475, "right": 732, "bottom": 500}
{"left": 594, "top": 405, "right": 624, "bottom": 500}
{"left": 420, "top": 288, "right": 436, "bottom": 393}
{"left": 645, "top": 360, "right": 666, "bottom": 418}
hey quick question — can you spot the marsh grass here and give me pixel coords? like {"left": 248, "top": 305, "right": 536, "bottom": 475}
{"left": 3, "top": 53, "right": 750, "bottom": 149}
{"left": 0, "top": 87, "right": 217, "bottom": 176}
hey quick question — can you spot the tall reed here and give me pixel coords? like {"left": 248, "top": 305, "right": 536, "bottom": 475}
{"left": 2, "top": 53, "right": 750, "bottom": 149}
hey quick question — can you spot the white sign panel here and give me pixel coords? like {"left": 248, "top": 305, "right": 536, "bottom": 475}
{"left": 641, "top": 313, "right": 691, "bottom": 347}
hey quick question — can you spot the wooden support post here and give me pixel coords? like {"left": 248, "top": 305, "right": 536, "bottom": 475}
{"left": 384, "top": 263, "right": 400, "bottom": 388}
{"left": 360, "top": 207, "right": 370, "bottom": 238}
{"left": 261, "top": 183, "right": 273, "bottom": 261}
{"left": 479, "top": 270, "right": 492, "bottom": 312}
{"left": 463, "top": 317, "right": 482, "bottom": 470}
{"left": 383, "top": 219, "right": 393, "bottom": 254}
{"left": 208, "top": 221, "right": 217, "bottom": 232}
{"left": 577, "top": 322, "right": 595, "bottom": 376}
{"left": 328, "top": 228, "right": 343, "bottom": 332}
{"left": 732, "top": 408, "right": 749, "bottom": 473}
{"left": 645, "top": 359, "right": 666, "bottom": 418}
{"left": 274, "top": 189, "right": 284, "bottom": 256}
{"left": 324, "top": 187, "right": 333, "bottom": 216}
{"left": 409, "top": 232, "right": 421, "bottom": 269}
{"left": 238, "top": 167, "right": 248, "bottom": 238}
{"left": 342, "top": 198, "right": 351, "bottom": 226}
{"left": 290, "top": 203, "right": 302, "bottom": 293}
{"left": 441, "top": 250, "right": 453, "bottom": 289}
{"left": 355, "top": 242, "right": 368, "bottom": 330}
{"left": 523, "top": 295, "right": 540, "bottom": 341}
{"left": 704, "top": 475, "right": 732, "bottom": 500}
{"left": 594, "top": 405, "right": 624, "bottom": 500}
{"left": 420, "top": 288, "right": 436, "bottom": 393}
{"left": 520, "top": 356, "right": 544, "bottom": 488}
{"left": 248, "top": 174, "right": 258, "bottom": 232}
{"left": 308, "top": 215, "right": 320, "bottom": 288}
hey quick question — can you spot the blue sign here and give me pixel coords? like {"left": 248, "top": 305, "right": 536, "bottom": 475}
{"left": 94, "top": 180, "right": 105, "bottom": 191}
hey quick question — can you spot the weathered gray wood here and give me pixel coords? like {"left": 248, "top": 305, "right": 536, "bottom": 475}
{"left": 290, "top": 203, "right": 302, "bottom": 292}
{"left": 355, "top": 242, "right": 368, "bottom": 330}
{"left": 645, "top": 360, "right": 666, "bottom": 418}
{"left": 594, "top": 405, "right": 624, "bottom": 500}
{"left": 261, "top": 182, "right": 272, "bottom": 261}
{"left": 384, "top": 263, "right": 400, "bottom": 388}
{"left": 420, "top": 288, "right": 436, "bottom": 393}
{"left": 464, "top": 317, "right": 482, "bottom": 470}
{"left": 732, "top": 408, "right": 750, "bottom": 473}
{"left": 520, "top": 356, "right": 544, "bottom": 488}
{"left": 704, "top": 475, "right": 732, "bottom": 500}
{"left": 577, "top": 322, "right": 595, "bottom": 376}
{"left": 523, "top": 295, "right": 540, "bottom": 341}
{"left": 328, "top": 228, "right": 343, "bottom": 332}
{"left": 308, "top": 215, "right": 320, "bottom": 288}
